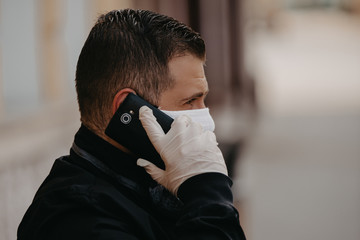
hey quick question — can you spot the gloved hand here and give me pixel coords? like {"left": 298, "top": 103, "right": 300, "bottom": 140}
{"left": 137, "top": 106, "right": 228, "bottom": 196}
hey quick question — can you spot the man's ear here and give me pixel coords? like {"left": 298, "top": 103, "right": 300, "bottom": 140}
{"left": 112, "top": 88, "right": 136, "bottom": 114}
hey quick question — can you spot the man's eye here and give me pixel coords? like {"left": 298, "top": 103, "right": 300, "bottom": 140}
{"left": 185, "top": 98, "right": 196, "bottom": 105}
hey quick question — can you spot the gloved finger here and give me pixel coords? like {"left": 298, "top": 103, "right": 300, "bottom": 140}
{"left": 203, "top": 130, "right": 218, "bottom": 144}
{"left": 137, "top": 158, "right": 165, "bottom": 181}
{"left": 169, "top": 115, "right": 192, "bottom": 133}
{"left": 186, "top": 119, "right": 203, "bottom": 136}
{"left": 167, "top": 117, "right": 202, "bottom": 146}
{"left": 139, "top": 106, "right": 165, "bottom": 146}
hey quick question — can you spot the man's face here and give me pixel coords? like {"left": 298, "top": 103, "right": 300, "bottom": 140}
{"left": 158, "top": 54, "right": 208, "bottom": 111}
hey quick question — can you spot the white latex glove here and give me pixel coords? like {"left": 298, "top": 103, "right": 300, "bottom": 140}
{"left": 137, "top": 106, "right": 228, "bottom": 196}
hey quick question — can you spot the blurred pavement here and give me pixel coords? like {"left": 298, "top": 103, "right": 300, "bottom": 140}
{"left": 232, "top": 10, "right": 360, "bottom": 240}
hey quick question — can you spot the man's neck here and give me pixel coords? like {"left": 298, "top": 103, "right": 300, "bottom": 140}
{"left": 83, "top": 122, "right": 134, "bottom": 156}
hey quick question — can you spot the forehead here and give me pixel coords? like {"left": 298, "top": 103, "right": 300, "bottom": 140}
{"left": 168, "top": 54, "right": 207, "bottom": 88}
{"left": 158, "top": 54, "right": 208, "bottom": 109}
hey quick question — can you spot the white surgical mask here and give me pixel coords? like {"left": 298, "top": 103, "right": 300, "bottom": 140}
{"left": 161, "top": 108, "right": 215, "bottom": 132}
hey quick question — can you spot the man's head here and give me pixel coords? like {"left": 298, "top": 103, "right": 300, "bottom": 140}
{"left": 75, "top": 9, "right": 206, "bottom": 135}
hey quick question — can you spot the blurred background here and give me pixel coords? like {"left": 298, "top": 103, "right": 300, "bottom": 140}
{"left": 0, "top": 0, "right": 359, "bottom": 239}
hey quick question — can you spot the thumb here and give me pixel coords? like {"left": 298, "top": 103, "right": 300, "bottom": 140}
{"left": 137, "top": 158, "right": 165, "bottom": 182}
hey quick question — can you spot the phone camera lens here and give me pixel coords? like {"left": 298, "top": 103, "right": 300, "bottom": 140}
{"left": 120, "top": 113, "right": 132, "bottom": 124}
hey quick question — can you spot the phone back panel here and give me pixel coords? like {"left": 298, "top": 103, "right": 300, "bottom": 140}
{"left": 105, "top": 93, "right": 173, "bottom": 169}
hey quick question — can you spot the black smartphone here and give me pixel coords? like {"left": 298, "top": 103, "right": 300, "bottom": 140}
{"left": 105, "top": 93, "right": 173, "bottom": 169}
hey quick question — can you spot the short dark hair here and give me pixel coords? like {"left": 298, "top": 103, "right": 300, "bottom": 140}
{"left": 75, "top": 9, "right": 205, "bottom": 131}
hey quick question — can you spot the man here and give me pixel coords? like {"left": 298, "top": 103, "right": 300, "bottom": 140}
{"left": 18, "top": 9, "right": 246, "bottom": 239}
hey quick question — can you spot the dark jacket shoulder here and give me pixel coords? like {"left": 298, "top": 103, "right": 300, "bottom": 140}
{"left": 18, "top": 156, "right": 169, "bottom": 240}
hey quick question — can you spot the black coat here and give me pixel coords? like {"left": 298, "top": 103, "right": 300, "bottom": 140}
{"left": 17, "top": 125, "right": 246, "bottom": 239}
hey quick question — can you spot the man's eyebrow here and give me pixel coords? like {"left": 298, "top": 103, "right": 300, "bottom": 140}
{"left": 180, "top": 90, "right": 209, "bottom": 102}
